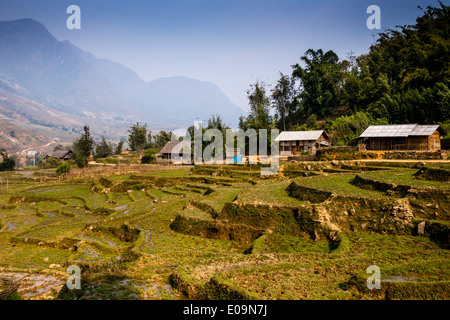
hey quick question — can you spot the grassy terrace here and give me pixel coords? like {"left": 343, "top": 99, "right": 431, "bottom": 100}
{"left": 180, "top": 205, "right": 214, "bottom": 221}
{"left": 236, "top": 180, "right": 305, "bottom": 206}
{"left": 146, "top": 168, "right": 192, "bottom": 178}
{"left": 0, "top": 162, "right": 449, "bottom": 300}
{"left": 362, "top": 161, "right": 450, "bottom": 170}
{"left": 201, "top": 232, "right": 449, "bottom": 300}
{"left": 192, "top": 185, "right": 245, "bottom": 213}
{"left": 293, "top": 173, "right": 391, "bottom": 198}
{"left": 358, "top": 169, "right": 450, "bottom": 190}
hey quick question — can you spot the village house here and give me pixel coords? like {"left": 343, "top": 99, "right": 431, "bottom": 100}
{"left": 274, "top": 130, "right": 330, "bottom": 156}
{"left": 357, "top": 124, "right": 445, "bottom": 151}
{"left": 44, "top": 149, "right": 75, "bottom": 161}
{"left": 158, "top": 140, "right": 191, "bottom": 162}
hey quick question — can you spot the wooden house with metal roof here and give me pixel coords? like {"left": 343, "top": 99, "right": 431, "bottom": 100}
{"left": 274, "top": 130, "right": 330, "bottom": 156}
{"left": 159, "top": 140, "right": 191, "bottom": 161}
{"left": 44, "top": 149, "right": 75, "bottom": 161}
{"left": 357, "top": 124, "right": 445, "bottom": 151}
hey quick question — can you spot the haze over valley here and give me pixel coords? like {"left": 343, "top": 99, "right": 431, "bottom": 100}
{"left": 0, "top": 18, "right": 245, "bottom": 159}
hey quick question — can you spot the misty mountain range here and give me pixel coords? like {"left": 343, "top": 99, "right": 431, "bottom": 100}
{"left": 0, "top": 18, "right": 245, "bottom": 137}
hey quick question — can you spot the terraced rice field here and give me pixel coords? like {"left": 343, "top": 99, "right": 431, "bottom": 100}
{"left": 0, "top": 161, "right": 449, "bottom": 300}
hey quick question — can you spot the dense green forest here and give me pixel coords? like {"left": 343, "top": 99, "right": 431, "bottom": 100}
{"left": 239, "top": 3, "right": 450, "bottom": 145}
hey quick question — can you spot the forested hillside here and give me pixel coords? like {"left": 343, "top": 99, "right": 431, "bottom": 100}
{"left": 239, "top": 3, "right": 449, "bottom": 145}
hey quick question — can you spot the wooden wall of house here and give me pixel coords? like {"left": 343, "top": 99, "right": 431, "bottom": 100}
{"left": 317, "top": 134, "right": 328, "bottom": 143}
{"left": 281, "top": 141, "right": 312, "bottom": 155}
{"left": 280, "top": 140, "right": 313, "bottom": 155}
{"left": 279, "top": 133, "right": 330, "bottom": 155}
{"left": 367, "top": 137, "right": 390, "bottom": 150}
{"left": 366, "top": 131, "right": 441, "bottom": 151}
{"left": 407, "top": 136, "right": 428, "bottom": 150}
{"left": 428, "top": 131, "right": 441, "bottom": 151}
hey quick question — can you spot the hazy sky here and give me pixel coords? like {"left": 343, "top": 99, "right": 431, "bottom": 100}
{"left": 0, "top": 0, "right": 447, "bottom": 112}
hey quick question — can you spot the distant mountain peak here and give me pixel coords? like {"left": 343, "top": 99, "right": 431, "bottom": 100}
{"left": 0, "top": 18, "right": 55, "bottom": 41}
{"left": 0, "top": 18, "right": 244, "bottom": 130}
{"left": 1, "top": 17, "right": 45, "bottom": 28}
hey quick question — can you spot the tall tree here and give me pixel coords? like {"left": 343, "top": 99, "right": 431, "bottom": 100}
{"left": 147, "top": 130, "right": 153, "bottom": 149}
{"left": 73, "top": 125, "right": 94, "bottom": 159}
{"left": 271, "top": 72, "right": 295, "bottom": 130}
{"left": 95, "top": 136, "right": 113, "bottom": 158}
{"left": 237, "top": 81, "right": 275, "bottom": 156}
{"left": 205, "top": 114, "right": 230, "bottom": 159}
{"left": 240, "top": 81, "right": 272, "bottom": 130}
{"left": 292, "top": 49, "right": 344, "bottom": 118}
{"left": 127, "top": 122, "right": 148, "bottom": 152}
{"left": 0, "top": 149, "right": 15, "bottom": 171}
{"left": 207, "top": 114, "right": 228, "bottom": 131}
{"left": 115, "top": 141, "right": 124, "bottom": 155}
{"left": 153, "top": 131, "right": 172, "bottom": 148}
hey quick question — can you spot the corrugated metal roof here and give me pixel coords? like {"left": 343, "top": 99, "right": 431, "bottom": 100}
{"left": 410, "top": 124, "right": 440, "bottom": 136}
{"left": 359, "top": 124, "right": 417, "bottom": 138}
{"left": 359, "top": 124, "right": 443, "bottom": 138}
{"left": 50, "top": 150, "right": 73, "bottom": 159}
{"left": 275, "top": 130, "right": 325, "bottom": 141}
{"left": 160, "top": 140, "right": 190, "bottom": 154}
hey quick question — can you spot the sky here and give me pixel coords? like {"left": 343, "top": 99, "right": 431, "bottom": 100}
{"left": 0, "top": 0, "right": 447, "bottom": 112}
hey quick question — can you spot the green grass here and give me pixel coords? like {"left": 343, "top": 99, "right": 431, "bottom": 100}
{"left": 294, "top": 173, "right": 390, "bottom": 198}
{"left": 359, "top": 169, "right": 450, "bottom": 189}
{"left": 345, "top": 232, "right": 450, "bottom": 280}
{"left": 147, "top": 169, "right": 191, "bottom": 178}
{"left": 237, "top": 180, "right": 305, "bottom": 206}
{"left": 252, "top": 233, "right": 330, "bottom": 254}
{"left": 0, "top": 164, "right": 448, "bottom": 300}
{"left": 194, "top": 185, "right": 244, "bottom": 212}
{"left": 203, "top": 231, "right": 449, "bottom": 299}
{"left": 180, "top": 206, "right": 214, "bottom": 221}
{"left": 426, "top": 163, "right": 450, "bottom": 170}
{"left": 107, "top": 175, "right": 134, "bottom": 181}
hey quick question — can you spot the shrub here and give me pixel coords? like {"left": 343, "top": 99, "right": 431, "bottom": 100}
{"left": 75, "top": 154, "right": 88, "bottom": 168}
{"left": 102, "top": 157, "right": 119, "bottom": 164}
{"left": 38, "top": 157, "right": 61, "bottom": 169}
{"left": 327, "top": 111, "right": 388, "bottom": 146}
{"left": 56, "top": 163, "right": 71, "bottom": 176}
{"left": 0, "top": 157, "right": 15, "bottom": 171}
{"left": 439, "top": 120, "right": 450, "bottom": 139}
{"left": 141, "top": 149, "right": 156, "bottom": 164}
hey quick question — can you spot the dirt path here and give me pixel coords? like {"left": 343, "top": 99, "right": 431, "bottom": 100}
{"left": 21, "top": 141, "right": 56, "bottom": 154}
